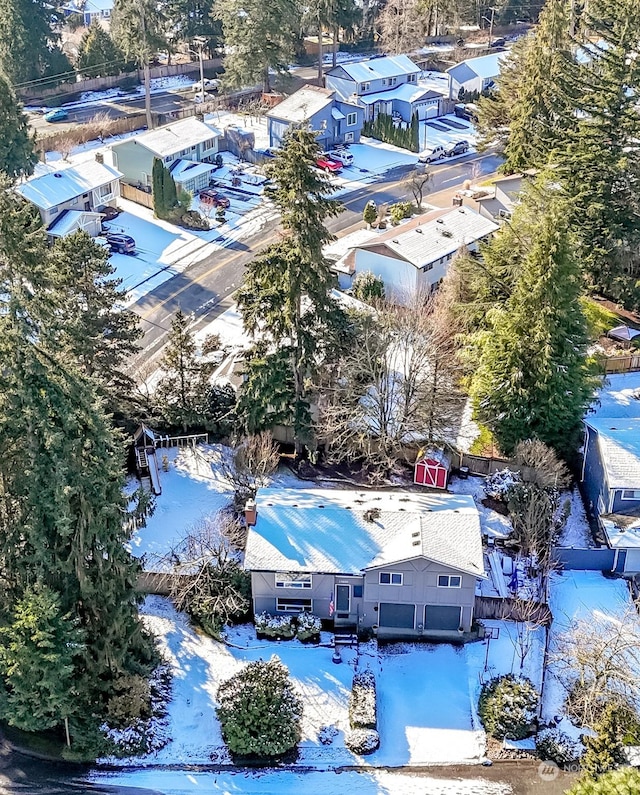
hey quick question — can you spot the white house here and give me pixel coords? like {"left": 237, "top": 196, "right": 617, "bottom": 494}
{"left": 445, "top": 52, "right": 509, "bottom": 99}
{"left": 16, "top": 157, "right": 122, "bottom": 238}
{"left": 332, "top": 207, "right": 499, "bottom": 302}
{"left": 474, "top": 172, "right": 537, "bottom": 221}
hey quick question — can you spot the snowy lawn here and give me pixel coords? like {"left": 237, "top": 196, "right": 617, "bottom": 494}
{"left": 542, "top": 570, "right": 633, "bottom": 737}
{"left": 448, "top": 475, "right": 513, "bottom": 541}
{"left": 103, "top": 596, "right": 545, "bottom": 768}
{"left": 88, "top": 768, "right": 513, "bottom": 794}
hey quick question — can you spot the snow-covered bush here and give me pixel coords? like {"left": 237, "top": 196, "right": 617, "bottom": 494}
{"left": 536, "top": 729, "right": 581, "bottom": 766}
{"left": 345, "top": 728, "right": 380, "bottom": 755}
{"left": 478, "top": 674, "right": 539, "bottom": 740}
{"left": 254, "top": 612, "right": 295, "bottom": 639}
{"left": 296, "top": 612, "right": 321, "bottom": 642}
{"left": 349, "top": 669, "right": 377, "bottom": 730}
{"left": 216, "top": 656, "right": 302, "bottom": 758}
{"left": 484, "top": 468, "right": 521, "bottom": 502}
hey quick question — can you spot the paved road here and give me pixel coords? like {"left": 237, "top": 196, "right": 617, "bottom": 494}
{"left": 130, "top": 151, "right": 502, "bottom": 369}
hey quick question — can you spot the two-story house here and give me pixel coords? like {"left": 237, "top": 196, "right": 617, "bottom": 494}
{"left": 107, "top": 117, "right": 221, "bottom": 195}
{"left": 445, "top": 52, "right": 508, "bottom": 100}
{"left": 325, "top": 54, "right": 445, "bottom": 122}
{"left": 244, "top": 487, "right": 485, "bottom": 639}
{"left": 15, "top": 156, "right": 122, "bottom": 239}
{"left": 331, "top": 206, "right": 499, "bottom": 302}
{"left": 266, "top": 86, "right": 364, "bottom": 150}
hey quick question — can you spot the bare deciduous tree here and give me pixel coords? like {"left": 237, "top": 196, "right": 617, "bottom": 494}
{"left": 222, "top": 431, "right": 280, "bottom": 501}
{"left": 553, "top": 604, "right": 640, "bottom": 729}
{"left": 406, "top": 167, "right": 432, "bottom": 210}
{"left": 513, "top": 439, "right": 571, "bottom": 490}
{"left": 378, "top": 0, "right": 428, "bottom": 55}
{"left": 317, "top": 292, "right": 465, "bottom": 479}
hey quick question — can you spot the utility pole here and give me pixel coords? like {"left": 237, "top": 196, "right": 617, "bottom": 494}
{"left": 487, "top": 6, "right": 495, "bottom": 47}
{"left": 194, "top": 36, "right": 206, "bottom": 104}
{"left": 139, "top": 0, "right": 153, "bottom": 129}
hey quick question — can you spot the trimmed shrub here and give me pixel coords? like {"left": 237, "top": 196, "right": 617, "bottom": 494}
{"left": 389, "top": 201, "right": 413, "bottom": 225}
{"left": 345, "top": 728, "right": 380, "bottom": 755}
{"left": 478, "top": 674, "right": 539, "bottom": 740}
{"left": 254, "top": 612, "right": 295, "bottom": 639}
{"left": 296, "top": 612, "right": 321, "bottom": 642}
{"left": 483, "top": 468, "right": 521, "bottom": 502}
{"left": 536, "top": 729, "right": 581, "bottom": 766}
{"left": 352, "top": 270, "right": 384, "bottom": 303}
{"left": 565, "top": 767, "right": 640, "bottom": 794}
{"left": 349, "top": 669, "right": 377, "bottom": 730}
{"left": 216, "top": 656, "right": 302, "bottom": 758}
{"left": 180, "top": 210, "right": 209, "bottom": 230}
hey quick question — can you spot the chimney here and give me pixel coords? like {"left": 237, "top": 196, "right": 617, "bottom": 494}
{"left": 245, "top": 498, "right": 257, "bottom": 527}
{"left": 95, "top": 152, "right": 104, "bottom": 164}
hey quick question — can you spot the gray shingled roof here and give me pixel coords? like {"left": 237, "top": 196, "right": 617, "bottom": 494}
{"left": 266, "top": 86, "right": 335, "bottom": 123}
{"left": 585, "top": 418, "right": 640, "bottom": 489}
{"left": 244, "top": 487, "right": 484, "bottom": 577}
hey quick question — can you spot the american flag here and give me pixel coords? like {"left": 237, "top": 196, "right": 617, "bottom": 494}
{"left": 329, "top": 599, "right": 334, "bottom": 617}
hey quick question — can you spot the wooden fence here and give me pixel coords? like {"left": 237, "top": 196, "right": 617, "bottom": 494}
{"left": 598, "top": 354, "right": 640, "bottom": 374}
{"left": 121, "top": 182, "right": 154, "bottom": 209}
{"left": 474, "top": 596, "right": 552, "bottom": 625}
{"left": 457, "top": 453, "right": 524, "bottom": 477}
{"left": 37, "top": 112, "right": 147, "bottom": 159}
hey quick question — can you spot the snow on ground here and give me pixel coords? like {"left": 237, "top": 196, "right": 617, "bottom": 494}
{"left": 103, "top": 596, "right": 545, "bottom": 769}
{"left": 542, "top": 571, "right": 633, "bottom": 736}
{"left": 127, "top": 445, "right": 233, "bottom": 567}
{"left": 193, "top": 302, "right": 250, "bottom": 351}
{"left": 206, "top": 109, "right": 271, "bottom": 151}
{"left": 557, "top": 488, "right": 594, "bottom": 548}
{"left": 588, "top": 371, "right": 640, "bottom": 419}
{"left": 449, "top": 475, "right": 513, "bottom": 541}
{"left": 88, "top": 768, "right": 513, "bottom": 795}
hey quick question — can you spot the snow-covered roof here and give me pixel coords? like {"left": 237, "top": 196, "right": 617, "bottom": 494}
{"left": 588, "top": 372, "right": 640, "bottom": 419}
{"left": 47, "top": 209, "right": 102, "bottom": 237}
{"left": 85, "top": 0, "right": 113, "bottom": 12}
{"left": 245, "top": 487, "right": 484, "bottom": 577}
{"left": 126, "top": 118, "right": 221, "bottom": 157}
{"left": 446, "top": 52, "right": 509, "bottom": 83}
{"left": 329, "top": 54, "right": 420, "bottom": 83}
{"left": 169, "top": 158, "right": 216, "bottom": 183}
{"left": 357, "top": 83, "right": 442, "bottom": 105}
{"left": 358, "top": 207, "right": 499, "bottom": 269}
{"left": 16, "top": 160, "right": 122, "bottom": 210}
{"left": 267, "top": 86, "right": 335, "bottom": 123}
{"left": 601, "top": 513, "right": 640, "bottom": 550}
{"left": 585, "top": 418, "right": 640, "bottom": 489}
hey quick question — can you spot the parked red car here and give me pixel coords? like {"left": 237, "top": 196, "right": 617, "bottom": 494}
{"left": 199, "top": 189, "right": 230, "bottom": 208}
{"left": 316, "top": 157, "right": 343, "bottom": 174}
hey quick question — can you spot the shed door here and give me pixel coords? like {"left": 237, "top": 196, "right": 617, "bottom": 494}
{"left": 424, "top": 605, "right": 461, "bottom": 631}
{"left": 379, "top": 602, "right": 415, "bottom": 629}
{"left": 422, "top": 461, "right": 438, "bottom": 487}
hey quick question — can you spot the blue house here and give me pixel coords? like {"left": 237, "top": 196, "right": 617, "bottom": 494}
{"left": 325, "top": 54, "right": 445, "bottom": 122}
{"left": 266, "top": 86, "right": 364, "bottom": 150}
{"left": 581, "top": 417, "right": 640, "bottom": 573}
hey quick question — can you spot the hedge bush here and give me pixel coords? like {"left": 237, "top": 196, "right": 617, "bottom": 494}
{"left": 349, "top": 669, "right": 377, "bottom": 730}
{"left": 536, "top": 728, "right": 581, "bottom": 766}
{"left": 345, "top": 728, "right": 380, "bottom": 755}
{"left": 296, "top": 612, "right": 321, "bottom": 642}
{"left": 478, "top": 674, "right": 539, "bottom": 740}
{"left": 216, "top": 656, "right": 302, "bottom": 758}
{"left": 254, "top": 612, "right": 295, "bottom": 639}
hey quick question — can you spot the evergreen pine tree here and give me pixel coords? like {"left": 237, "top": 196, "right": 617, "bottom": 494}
{"left": 48, "top": 231, "right": 142, "bottom": 412}
{"left": 0, "top": 584, "right": 84, "bottom": 732}
{"left": 581, "top": 703, "right": 628, "bottom": 779}
{"left": 0, "top": 0, "right": 70, "bottom": 83}
{"left": 469, "top": 187, "right": 597, "bottom": 456}
{"left": 0, "top": 72, "right": 36, "bottom": 179}
{"left": 162, "top": 167, "right": 178, "bottom": 213}
{"left": 152, "top": 157, "right": 166, "bottom": 217}
{"left": 76, "top": 21, "right": 125, "bottom": 76}
{"left": 363, "top": 200, "right": 377, "bottom": 227}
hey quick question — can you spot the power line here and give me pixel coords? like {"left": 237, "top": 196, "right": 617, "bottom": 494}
{"left": 12, "top": 58, "right": 132, "bottom": 90}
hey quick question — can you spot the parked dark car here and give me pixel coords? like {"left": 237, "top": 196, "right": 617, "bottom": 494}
{"left": 105, "top": 233, "right": 136, "bottom": 254}
{"left": 199, "top": 189, "right": 230, "bottom": 209}
{"left": 100, "top": 205, "right": 121, "bottom": 221}
{"left": 445, "top": 140, "right": 470, "bottom": 157}
{"left": 489, "top": 37, "right": 506, "bottom": 48}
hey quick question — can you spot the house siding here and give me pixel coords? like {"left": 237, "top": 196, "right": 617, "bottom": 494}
{"left": 581, "top": 426, "right": 612, "bottom": 516}
{"left": 612, "top": 489, "right": 640, "bottom": 515}
{"left": 110, "top": 136, "right": 219, "bottom": 189}
{"left": 268, "top": 101, "right": 363, "bottom": 149}
{"left": 353, "top": 249, "right": 417, "bottom": 298}
{"left": 42, "top": 178, "right": 119, "bottom": 229}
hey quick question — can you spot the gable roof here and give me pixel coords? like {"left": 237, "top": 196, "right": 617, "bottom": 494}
{"left": 16, "top": 160, "right": 122, "bottom": 210}
{"left": 244, "top": 487, "right": 484, "bottom": 577}
{"left": 358, "top": 207, "right": 498, "bottom": 269}
{"left": 47, "top": 209, "right": 103, "bottom": 237}
{"left": 327, "top": 54, "right": 419, "bottom": 83}
{"left": 267, "top": 86, "right": 335, "bottom": 123}
{"left": 446, "top": 52, "right": 508, "bottom": 83}
{"left": 358, "top": 83, "right": 443, "bottom": 105}
{"left": 121, "top": 117, "right": 221, "bottom": 158}
{"left": 585, "top": 418, "right": 640, "bottom": 489}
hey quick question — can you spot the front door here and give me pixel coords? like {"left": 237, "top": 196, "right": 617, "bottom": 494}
{"left": 335, "top": 584, "right": 350, "bottom": 621}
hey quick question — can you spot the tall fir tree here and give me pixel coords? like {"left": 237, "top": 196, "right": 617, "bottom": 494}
{"left": 468, "top": 187, "right": 597, "bottom": 456}
{"left": 77, "top": 21, "right": 126, "bottom": 77}
{"left": 48, "top": 231, "right": 142, "bottom": 413}
{"left": 237, "top": 128, "right": 344, "bottom": 448}
{"left": 152, "top": 157, "right": 166, "bottom": 217}
{"left": 0, "top": 584, "right": 84, "bottom": 732}
{"left": 0, "top": 72, "right": 36, "bottom": 179}
{"left": 214, "top": 0, "right": 301, "bottom": 92}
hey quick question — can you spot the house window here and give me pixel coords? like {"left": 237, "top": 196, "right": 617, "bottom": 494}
{"left": 49, "top": 206, "right": 59, "bottom": 215}
{"left": 423, "top": 262, "right": 434, "bottom": 271}
{"left": 622, "top": 490, "right": 640, "bottom": 500}
{"left": 164, "top": 156, "right": 173, "bottom": 164}
{"left": 360, "top": 82, "right": 370, "bottom": 92}
{"left": 353, "top": 585, "right": 363, "bottom": 598}
{"left": 275, "top": 572, "right": 312, "bottom": 589}
{"left": 347, "top": 112, "right": 358, "bottom": 127}
{"left": 97, "top": 183, "right": 112, "bottom": 199}
{"left": 408, "top": 73, "right": 417, "bottom": 83}
{"left": 389, "top": 77, "right": 397, "bottom": 86}
{"left": 345, "top": 132, "right": 354, "bottom": 142}
{"left": 70, "top": 197, "right": 78, "bottom": 206}
{"left": 437, "top": 574, "right": 462, "bottom": 588}
{"left": 276, "top": 597, "right": 312, "bottom": 612}
{"left": 379, "top": 572, "right": 403, "bottom": 585}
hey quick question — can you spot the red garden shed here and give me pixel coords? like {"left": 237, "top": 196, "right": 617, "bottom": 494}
{"left": 414, "top": 449, "right": 451, "bottom": 490}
